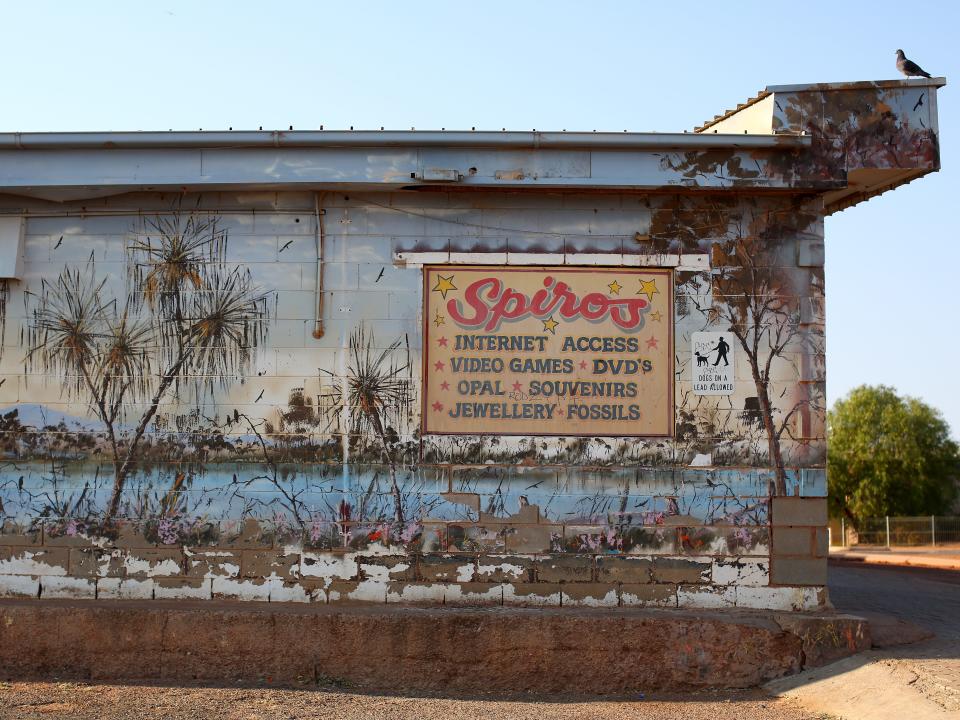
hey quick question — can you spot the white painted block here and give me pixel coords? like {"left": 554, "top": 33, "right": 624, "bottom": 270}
{"left": 268, "top": 579, "right": 313, "bottom": 603}
{"left": 561, "top": 588, "right": 619, "bottom": 608}
{"left": 0, "top": 550, "right": 68, "bottom": 577}
{"left": 443, "top": 584, "right": 504, "bottom": 606}
{"left": 211, "top": 577, "right": 271, "bottom": 601}
{"left": 154, "top": 579, "right": 212, "bottom": 601}
{"left": 502, "top": 585, "right": 561, "bottom": 607}
{"left": 41, "top": 576, "right": 96, "bottom": 599}
{"left": 735, "top": 586, "right": 821, "bottom": 611}
{"left": 713, "top": 559, "right": 769, "bottom": 587}
{"left": 97, "top": 578, "right": 155, "bottom": 600}
{"left": 299, "top": 552, "right": 359, "bottom": 583}
{"left": 0, "top": 574, "right": 40, "bottom": 598}
{"left": 677, "top": 585, "right": 736, "bottom": 609}
{"left": 386, "top": 583, "right": 446, "bottom": 603}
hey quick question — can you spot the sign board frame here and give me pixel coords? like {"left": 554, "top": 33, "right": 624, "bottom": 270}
{"left": 421, "top": 265, "right": 674, "bottom": 438}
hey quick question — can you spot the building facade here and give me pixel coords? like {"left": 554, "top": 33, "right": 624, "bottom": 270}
{"left": 0, "top": 78, "right": 944, "bottom": 609}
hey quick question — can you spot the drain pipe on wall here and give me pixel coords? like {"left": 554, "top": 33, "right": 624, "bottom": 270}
{"left": 312, "top": 192, "right": 326, "bottom": 339}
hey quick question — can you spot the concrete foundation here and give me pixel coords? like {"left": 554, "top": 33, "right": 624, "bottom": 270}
{"left": 0, "top": 599, "right": 869, "bottom": 693}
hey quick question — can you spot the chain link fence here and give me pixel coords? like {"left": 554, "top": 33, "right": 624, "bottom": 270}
{"left": 832, "top": 516, "right": 960, "bottom": 547}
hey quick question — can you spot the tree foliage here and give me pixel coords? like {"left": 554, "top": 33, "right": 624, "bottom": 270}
{"left": 828, "top": 385, "right": 959, "bottom": 525}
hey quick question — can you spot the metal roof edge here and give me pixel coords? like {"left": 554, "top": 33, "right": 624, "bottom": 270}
{"left": 0, "top": 130, "right": 809, "bottom": 151}
{"left": 764, "top": 77, "right": 947, "bottom": 93}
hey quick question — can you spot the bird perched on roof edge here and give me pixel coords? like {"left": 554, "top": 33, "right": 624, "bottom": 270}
{"left": 896, "top": 49, "right": 933, "bottom": 78}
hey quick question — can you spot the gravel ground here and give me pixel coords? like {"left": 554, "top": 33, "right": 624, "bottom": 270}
{"left": 0, "top": 681, "right": 832, "bottom": 720}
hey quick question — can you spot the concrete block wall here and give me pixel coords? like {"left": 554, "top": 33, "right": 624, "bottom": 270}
{"left": 0, "top": 189, "right": 828, "bottom": 610}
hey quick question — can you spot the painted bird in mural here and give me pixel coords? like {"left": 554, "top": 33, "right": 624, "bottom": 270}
{"left": 896, "top": 49, "right": 933, "bottom": 78}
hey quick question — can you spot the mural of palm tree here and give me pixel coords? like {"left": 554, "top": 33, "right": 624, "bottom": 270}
{"left": 26, "top": 207, "right": 270, "bottom": 521}
{"left": 322, "top": 326, "right": 410, "bottom": 527}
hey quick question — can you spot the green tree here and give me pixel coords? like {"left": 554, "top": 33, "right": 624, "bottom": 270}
{"left": 828, "top": 385, "right": 959, "bottom": 526}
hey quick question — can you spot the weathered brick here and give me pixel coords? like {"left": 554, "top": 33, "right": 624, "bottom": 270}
{"left": 299, "top": 552, "right": 358, "bottom": 581}
{"left": 475, "top": 554, "right": 534, "bottom": 583}
{"left": 652, "top": 558, "right": 710, "bottom": 584}
{"left": 69, "top": 548, "right": 124, "bottom": 578}
{"left": 211, "top": 576, "right": 271, "bottom": 601}
{"left": 0, "top": 547, "right": 70, "bottom": 576}
{"left": 358, "top": 555, "right": 415, "bottom": 582}
{"left": 386, "top": 582, "right": 446, "bottom": 604}
{"left": 770, "top": 557, "right": 827, "bottom": 586}
{"left": 596, "top": 556, "right": 652, "bottom": 583}
{"left": 296, "top": 578, "right": 332, "bottom": 602}
{"left": 737, "top": 586, "right": 822, "bottom": 611}
{"left": 41, "top": 530, "right": 98, "bottom": 548}
{"left": 0, "top": 574, "right": 40, "bottom": 597}
{"left": 444, "top": 582, "right": 504, "bottom": 606}
{"left": 240, "top": 549, "right": 299, "bottom": 580}
{"left": 677, "top": 585, "right": 736, "bottom": 609}
{"left": 771, "top": 497, "right": 827, "bottom": 526}
{"left": 502, "top": 582, "right": 561, "bottom": 606}
{"left": 561, "top": 583, "right": 619, "bottom": 607}
{"left": 185, "top": 550, "right": 242, "bottom": 578}
{"left": 619, "top": 583, "right": 678, "bottom": 607}
{"left": 327, "top": 579, "right": 386, "bottom": 603}
{"left": 504, "top": 523, "right": 558, "bottom": 553}
{"left": 40, "top": 575, "right": 96, "bottom": 599}
{"left": 772, "top": 527, "right": 815, "bottom": 556}
{"left": 97, "top": 577, "right": 155, "bottom": 600}
{"left": 712, "top": 559, "right": 769, "bottom": 587}
{"left": 269, "top": 579, "right": 313, "bottom": 603}
{"left": 122, "top": 549, "right": 184, "bottom": 578}
{"left": 444, "top": 522, "right": 505, "bottom": 552}
{"left": 154, "top": 577, "right": 211, "bottom": 600}
{"left": 535, "top": 555, "right": 594, "bottom": 583}
{"left": 417, "top": 553, "right": 476, "bottom": 582}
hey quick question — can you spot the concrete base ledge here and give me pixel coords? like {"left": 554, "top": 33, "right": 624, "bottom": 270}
{"left": 0, "top": 599, "right": 870, "bottom": 693}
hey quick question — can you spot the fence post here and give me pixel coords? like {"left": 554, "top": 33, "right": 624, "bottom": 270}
{"left": 932, "top": 515, "right": 936, "bottom": 547}
{"left": 841, "top": 517, "right": 846, "bottom": 547}
{"left": 886, "top": 516, "right": 891, "bottom": 548}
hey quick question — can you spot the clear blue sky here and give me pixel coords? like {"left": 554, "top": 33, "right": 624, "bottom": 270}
{"left": 3, "top": 0, "right": 958, "bottom": 434}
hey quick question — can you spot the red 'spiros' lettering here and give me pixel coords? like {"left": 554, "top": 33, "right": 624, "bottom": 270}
{"left": 447, "top": 276, "right": 650, "bottom": 332}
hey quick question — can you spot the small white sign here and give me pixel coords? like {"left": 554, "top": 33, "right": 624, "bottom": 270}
{"left": 692, "top": 332, "right": 734, "bottom": 395}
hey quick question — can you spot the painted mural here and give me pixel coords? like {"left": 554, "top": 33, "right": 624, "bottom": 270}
{"left": 0, "top": 189, "right": 827, "bottom": 609}
{"left": 3, "top": 79, "right": 937, "bottom": 607}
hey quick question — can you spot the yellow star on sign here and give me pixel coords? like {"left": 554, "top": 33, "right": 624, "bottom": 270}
{"left": 542, "top": 315, "right": 559, "bottom": 334}
{"left": 607, "top": 279, "right": 623, "bottom": 295}
{"left": 433, "top": 309, "right": 445, "bottom": 327}
{"left": 638, "top": 278, "right": 660, "bottom": 301}
{"left": 432, "top": 274, "right": 457, "bottom": 299}
{"left": 649, "top": 311, "right": 662, "bottom": 322}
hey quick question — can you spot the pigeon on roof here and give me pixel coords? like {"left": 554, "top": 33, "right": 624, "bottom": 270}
{"left": 896, "top": 49, "right": 933, "bottom": 78}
